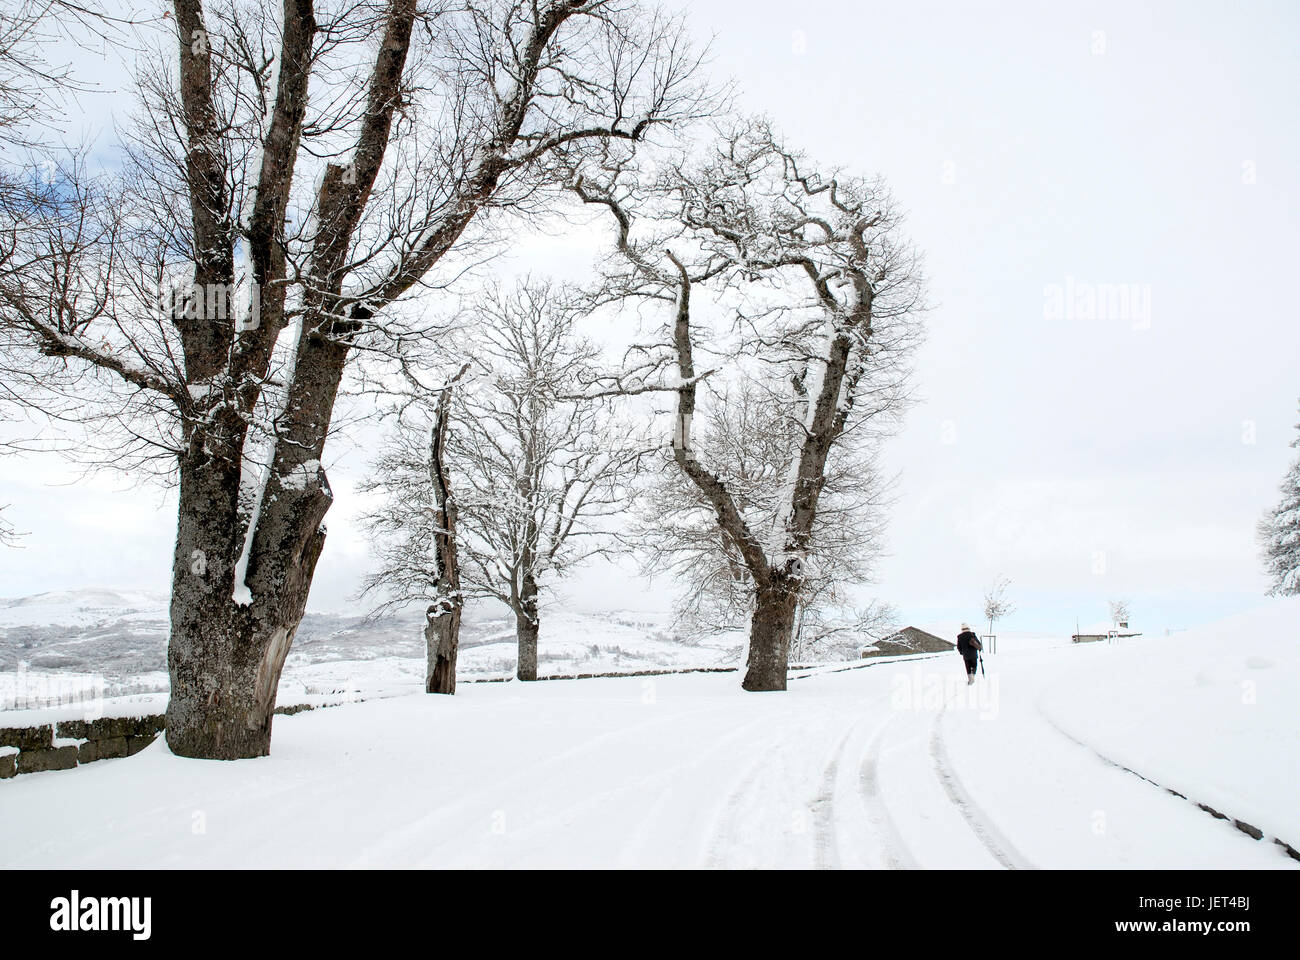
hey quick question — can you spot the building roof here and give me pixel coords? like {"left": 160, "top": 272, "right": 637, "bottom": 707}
{"left": 862, "top": 626, "right": 955, "bottom": 654}
{"left": 888, "top": 626, "right": 950, "bottom": 646}
{"left": 1078, "top": 620, "right": 1142, "bottom": 636}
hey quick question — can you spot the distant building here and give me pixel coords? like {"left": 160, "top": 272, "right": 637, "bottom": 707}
{"left": 1072, "top": 620, "right": 1142, "bottom": 644}
{"left": 860, "top": 626, "right": 955, "bottom": 659}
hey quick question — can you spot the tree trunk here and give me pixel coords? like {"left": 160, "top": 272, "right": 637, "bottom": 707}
{"left": 164, "top": 352, "right": 336, "bottom": 759}
{"left": 743, "top": 579, "right": 797, "bottom": 692}
{"left": 424, "top": 386, "right": 462, "bottom": 694}
{"left": 515, "top": 571, "right": 540, "bottom": 681}
{"left": 425, "top": 603, "right": 460, "bottom": 694}
{"left": 164, "top": 455, "right": 327, "bottom": 759}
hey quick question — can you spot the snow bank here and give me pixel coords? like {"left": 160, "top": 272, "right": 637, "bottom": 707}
{"left": 1039, "top": 596, "right": 1300, "bottom": 849}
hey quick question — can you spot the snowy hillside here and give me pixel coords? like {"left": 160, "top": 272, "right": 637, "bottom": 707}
{"left": 0, "top": 588, "right": 169, "bottom": 628}
{"left": 0, "top": 587, "right": 740, "bottom": 710}
{"left": 3, "top": 598, "right": 1296, "bottom": 869}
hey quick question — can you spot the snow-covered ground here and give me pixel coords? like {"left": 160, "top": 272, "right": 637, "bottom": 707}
{"left": 3, "top": 598, "right": 1296, "bottom": 869}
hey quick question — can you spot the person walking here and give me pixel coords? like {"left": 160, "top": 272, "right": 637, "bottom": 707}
{"left": 956, "top": 622, "right": 982, "bottom": 685}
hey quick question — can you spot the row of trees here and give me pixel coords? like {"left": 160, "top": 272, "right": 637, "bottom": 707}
{"left": 0, "top": 0, "right": 926, "bottom": 757}
{"left": 1, "top": 0, "right": 714, "bottom": 758}
{"left": 356, "top": 281, "right": 645, "bottom": 686}
{"left": 3, "top": 2, "right": 1291, "bottom": 764}
{"left": 355, "top": 269, "right": 908, "bottom": 685}
{"left": 356, "top": 118, "right": 927, "bottom": 693}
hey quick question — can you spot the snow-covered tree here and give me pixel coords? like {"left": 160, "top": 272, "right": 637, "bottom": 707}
{"left": 360, "top": 281, "right": 645, "bottom": 681}
{"left": 356, "top": 358, "right": 469, "bottom": 694}
{"left": 572, "top": 119, "right": 925, "bottom": 691}
{"left": 982, "top": 575, "right": 1014, "bottom": 638}
{"left": 0, "top": 0, "right": 710, "bottom": 758}
{"left": 1258, "top": 405, "right": 1300, "bottom": 596}
{"left": 637, "top": 378, "right": 897, "bottom": 661}
{"left": 1108, "top": 597, "right": 1131, "bottom": 626}
{"left": 791, "top": 600, "right": 900, "bottom": 664}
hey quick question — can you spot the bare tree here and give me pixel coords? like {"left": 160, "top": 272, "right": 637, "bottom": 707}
{"left": 0, "top": 503, "right": 22, "bottom": 546}
{"left": 791, "top": 599, "right": 899, "bottom": 664}
{"left": 0, "top": 0, "right": 136, "bottom": 146}
{"left": 0, "top": 0, "right": 710, "bottom": 758}
{"left": 421, "top": 369, "right": 466, "bottom": 694}
{"left": 982, "top": 574, "right": 1014, "bottom": 639}
{"left": 637, "top": 378, "right": 896, "bottom": 661}
{"left": 350, "top": 360, "right": 469, "bottom": 694}
{"left": 1107, "top": 597, "right": 1131, "bottom": 627}
{"left": 360, "top": 280, "right": 646, "bottom": 681}
{"left": 573, "top": 119, "right": 925, "bottom": 691}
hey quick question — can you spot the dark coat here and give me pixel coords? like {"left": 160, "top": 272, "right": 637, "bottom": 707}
{"left": 956, "top": 630, "right": 981, "bottom": 658}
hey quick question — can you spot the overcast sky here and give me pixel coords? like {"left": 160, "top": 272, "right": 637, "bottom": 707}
{"left": 1, "top": 0, "right": 1297, "bottom": 636}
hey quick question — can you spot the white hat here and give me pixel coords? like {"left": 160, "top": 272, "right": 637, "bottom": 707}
{"left": 960, "top": 622, "right": 971, "bottom": 631}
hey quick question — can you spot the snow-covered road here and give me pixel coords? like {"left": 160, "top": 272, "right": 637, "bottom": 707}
{"left": 4, "top": 600, "right": 1298, "bottom": 869}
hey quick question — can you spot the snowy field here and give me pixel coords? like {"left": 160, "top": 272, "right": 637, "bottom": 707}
{"left": 2, "top": 598, "right": 1297, "bottom": 869}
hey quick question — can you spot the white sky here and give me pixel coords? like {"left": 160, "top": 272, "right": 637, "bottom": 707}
{"left": 1, "top": 0, "right": 1298, "bottom": 636}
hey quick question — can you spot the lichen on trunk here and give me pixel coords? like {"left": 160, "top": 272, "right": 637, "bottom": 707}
{"left": 425, "top": 604, "right": 460, "bottom": 694}
{"left": 515, "top": 570, "right": 540, "bottom": 681}
{"left": 742, "top": 580, "right": 799, "bottom": 691}
{"left": 164, "top": 458, "right": 329, "bottom": 759}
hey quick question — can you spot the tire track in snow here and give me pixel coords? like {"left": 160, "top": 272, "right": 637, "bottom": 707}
{"left": 701, "top": 735, "right": 783, "bottom": 868}
{"left": 1035, "top": 701, "right": 1300, "bottom": 863}
{"left": 439, "top": 710, "right": 774, "bottom": 868}
{"left": 930, "top": 707, "right": 1036, "bottom": 870}
{"left": 853, "top": 714, "right": 917, "bottom": 870}
{"left": 352, "top": 700, "right": 743, "bottom": 866}
{"left": 810, "top": 722, "right": 858, "bottom": 869}
{"left": 812, "top": 692, "right": 912, "bottom": 869}
{"left": 701, "top": 710, "right": 826, "bottom": 869}
{"left": 612, "top": 712, "right": 782, "bottom": 868}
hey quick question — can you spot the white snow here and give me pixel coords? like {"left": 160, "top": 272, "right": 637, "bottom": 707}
{"left": 232, "top": 315, "right": 307, "bottom": 606}
{"left": 280, "top": 459, "right": 320, "bottom": 492}
{"left": 1038, "top": 600, "right": 1300, "bottom": 852}
{"left": 2, "top": 598, "right": 1296, "bottom": 869}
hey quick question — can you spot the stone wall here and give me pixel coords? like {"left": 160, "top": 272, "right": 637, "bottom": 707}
{"left": 0, "top": 714, "right": 165, "bottom": 778}
{"left": 0, "top": 701, "right": 328, "bottom": 779}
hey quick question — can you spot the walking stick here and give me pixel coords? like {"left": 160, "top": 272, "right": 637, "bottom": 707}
{"left": 979, "top": 653, "right": 985, "bottom": 677}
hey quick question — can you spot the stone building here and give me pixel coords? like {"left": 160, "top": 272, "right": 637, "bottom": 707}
{"left": 860, "top": 626, "right": 956, "bottom": 659}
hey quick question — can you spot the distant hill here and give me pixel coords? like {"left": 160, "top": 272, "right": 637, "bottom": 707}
{"left": 0, "top": 588, "right": 742, "bottom": 705}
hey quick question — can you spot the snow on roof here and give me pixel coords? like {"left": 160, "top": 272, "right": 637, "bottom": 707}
{"left": 1077, "top": 621, "right": 1141, "bottom": 635}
